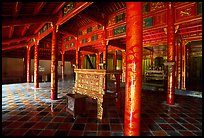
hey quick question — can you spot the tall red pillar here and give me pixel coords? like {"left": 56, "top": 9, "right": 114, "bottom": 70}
{"left": 150, "top": 51, "right": 153, "bottom": 66}
{"left": 34, "top": 40, "right": 39, "bottom": 88}
{"left": 96, "top": 52, "right": 100, "bottom": 69}
{"left": 114, "top": 50, "right": 117, "bottom": 69}
{"left": 26, "top": 46, "right": 31, "bottom": 83}
{"left": 175, "top": 38, "right": 182, "bottom": 89}
{"left": 51, "top": 24, "right": 58, "bottom": 100}
{"left": 122, "top": 51, "right": 126, "bottom": 82}
{"left": 181, "top": 39, "right": 187, "bottom": 90}
{"left": 103, "top": 48, "right": 107, "bottom": 68}
{"left": 124, "top": 2, "right": 143, "bottom": 136}
{"left": 166, "top": 2, "right": 175, "bottom": 105}
{"left": 115, "top": 74, "right": 121, "bottom": 111}
{"left": 76, "top": 48, "right": 79, "bottom": 68}
{"left": 61, "top": 52, "right": 65, "bottom": 81}
{"left": 80, "top": 53, "right": 84, "bottom": 69}
{"left": 103, "top": 43, "right": 107, "bottom": 90}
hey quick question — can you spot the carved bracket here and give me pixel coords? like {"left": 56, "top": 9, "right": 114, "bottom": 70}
{"left": 163, "top": 27, "right": 167, "bottom": 35}
{"left": 164, "top": 62, "right": 175, "bottom": 73}
{"left": 175, "top": 25, "right": 179, "bottom": 33}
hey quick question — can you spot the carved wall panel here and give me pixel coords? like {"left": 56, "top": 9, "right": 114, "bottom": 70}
{"left": 175, "top": 3, "right": 196, "bottom": 22}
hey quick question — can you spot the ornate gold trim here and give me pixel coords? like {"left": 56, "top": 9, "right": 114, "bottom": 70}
{"left": 163, "top": 27, "right": 167, "bottom": 35}
{"left": 175, "top": 25, "right": 179, "bottom": 33}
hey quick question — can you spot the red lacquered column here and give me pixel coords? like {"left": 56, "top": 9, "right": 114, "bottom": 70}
{"left": 166, "top": 2, "right": 175, "bottom": 105}
{"left": 122, "top": 51, "right": 126, "bottom": 82}
{"left": 114, "top": 50, "right": 117, "bottom": 69}
{"left": 96, "top": 52, "right": 100, "bottom": 69}
{"left": 34, "top": 41, "right": 39, "bottom": 88}
{"left": 115, "top": 74, "right": 121, "bottom": 112}
{"left": 124, "top": 2, "right": 143, "bottom": 136}
{"left": 177, "top": 41, "right": 182, "bottom": 89}
{"left": 51, "top": 25, "right": 58, "bottom": 100}
{"left": 80, "top": 53, "right": 84, "bottom": 69}
{"left": 76, "top": 48, "right": 79, "bottom": 68}
{"left": 27, "top": 46, "right": 31, "bottom": 83}
{"left": 103, "top": 49, "right": 106, "bottom": 67}
{"left": 61, "top": 52, "right": 65, "bottom": 81}
{"left": 103, "top": 43, "right": 107, "bottom": 90}
{"left": 181, "top": 40, "right": 186, "bottom": 90}
{"left": 150, "top": 51, "right": 153, "bottom": 66}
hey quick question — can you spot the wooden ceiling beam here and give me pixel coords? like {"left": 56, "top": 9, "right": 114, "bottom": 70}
{"left": 8, "top": 26, "right": 14, "bottom": 38}
{"left": 33, "top": 2, "right": 46, "bottom": 16}
{"left": 2, "top": 16, "right": 56, "bottom": 26}
{"left": 79, "top": 13, "right": 104, "bottom": 26}
{"left": 53, "top": 2, "right": 67, "bottom": 15}
{"left": 2, "top": 42, "right": 27, "bottom": 51}
{"left": 108, "top": 40, "right": 126, "bottom": 50}
{"left": 21, "top": 25, "right": 30, "bottom": 36}
{"left": 56, "top": 2, "right": 93, "bottom": 26}
{"left": 59, "top": 27, "right": 77, "bottom": 36}
{"left": 13, "top": 2, "right": 22, "bottom": 18}
{"left": 2, "top": 35, "right": 35, "bottom": 44}
{"left": 34, "top": 23, "right": 47, "bottom": 34}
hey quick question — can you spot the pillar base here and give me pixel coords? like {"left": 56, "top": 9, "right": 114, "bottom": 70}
{"left": 162, "top": 101, "right": 179, "bottom": 107}
{"left": 31, "top": 87, "right": 41, "bottom": 89}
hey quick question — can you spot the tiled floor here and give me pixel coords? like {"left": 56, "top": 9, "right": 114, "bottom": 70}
{"left": 2, "top": 79, "right": 202, "bottom": 136}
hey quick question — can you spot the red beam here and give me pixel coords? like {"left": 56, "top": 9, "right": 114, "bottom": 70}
{"left": 59, "top": 31, "right": 76, "bottom": 37}
{"left": 179, "top": 29, "right": 202, "bottom": 35}
{"left": 179, "top": 24, "right": 202, "bottom": 30}
{"left": 37, "top": 27, "right": 53, "bottom": 41}
{"left": 143, "top": 31, "right": 165, "bottom": 37}
{"left": 2, "top": 16, "right": 56, "bottom": 26}
{"left": 80, "top": 50, "right": 95, "bottom": 55}
{"left": 34, "top": 23, "right": 47, "bottom": 34}
{"left": 33, "top": 2, "right": 46, "bottom": 16}
{"left": 2, "top": 35, "right": 35, "bottom": 44}
{"left": 2, "top": 43, "right": 27, "bottom": 51}
{"left": 143, "top": 36, "right": 166, "bottom": 41}
{"left": 8, "top": 26, "right": 14, "bottom": 38}
{"left": 21, "top": 25, "right": 30, "bottom": 36}
{"left": 53, "top": 2, "right": 67, "bottom": 14}
{"left": 13, "top": 2, "right": 22, "bottom": 18}
{"left": 57, "top": 2, "right": 93, "bottom": 26}
{"left": 79, "top": 13, "right": 104, "bottom": 25}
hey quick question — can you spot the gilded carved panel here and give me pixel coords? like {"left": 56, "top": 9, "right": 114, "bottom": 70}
{"left": 73, "top": 69, "right": 106, "bottom": 120}
{"left": 150, "top": 2, "right": 165, "bottom": 11}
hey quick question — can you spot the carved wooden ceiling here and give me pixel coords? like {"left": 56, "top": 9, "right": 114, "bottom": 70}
{"left": 2, "top": 2, "right": 202, "bottom": 61}
{"left": 2, "top": 2, "right": 126, "bottom": 60}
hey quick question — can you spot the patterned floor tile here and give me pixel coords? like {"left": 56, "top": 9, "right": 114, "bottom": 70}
{"left": 2, "top": 80, "right": 202, "bottom": 136}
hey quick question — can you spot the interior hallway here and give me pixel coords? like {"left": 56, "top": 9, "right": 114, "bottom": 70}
{"left": 2, "top": 78, "right": 202, "bottom": 136}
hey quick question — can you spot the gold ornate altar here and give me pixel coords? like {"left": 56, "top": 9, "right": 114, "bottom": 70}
{"left": 72, "top": 69, "right": 122, "bottom": 120}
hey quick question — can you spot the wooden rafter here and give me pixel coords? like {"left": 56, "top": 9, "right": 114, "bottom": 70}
{"left": 34, "top": 23, "right": 47, "bottom": 34}
{"left": 2, "top": 16, "right": 56, "bottom": 26}
{"left": 2, "top": 35, "right": 35, "bottom": 44}
{"left": 108, "top": 40, "right": 126, "bottom": 50}
{"left": 53, "top": 2, "right": 67, "bottom": 14}
{"left": 21, "top": 25, "right": 30, "bottom": 36}
{"left": 79, "top": 12, "right": 104, "bottom": 26}
{"left": 8, "top": 26, "right": 14, "bottom": 38}
{"left": 56, "top": 2, "right": 93, "bottom": 26}
{"left": 13, "top": 2, "right": 22, "bottom": 18}
{"left": 33, "top": 2, "right": 46, "bottom": 16}
{"left": 2, "top": 42, "right": 27, "bottom": 51}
